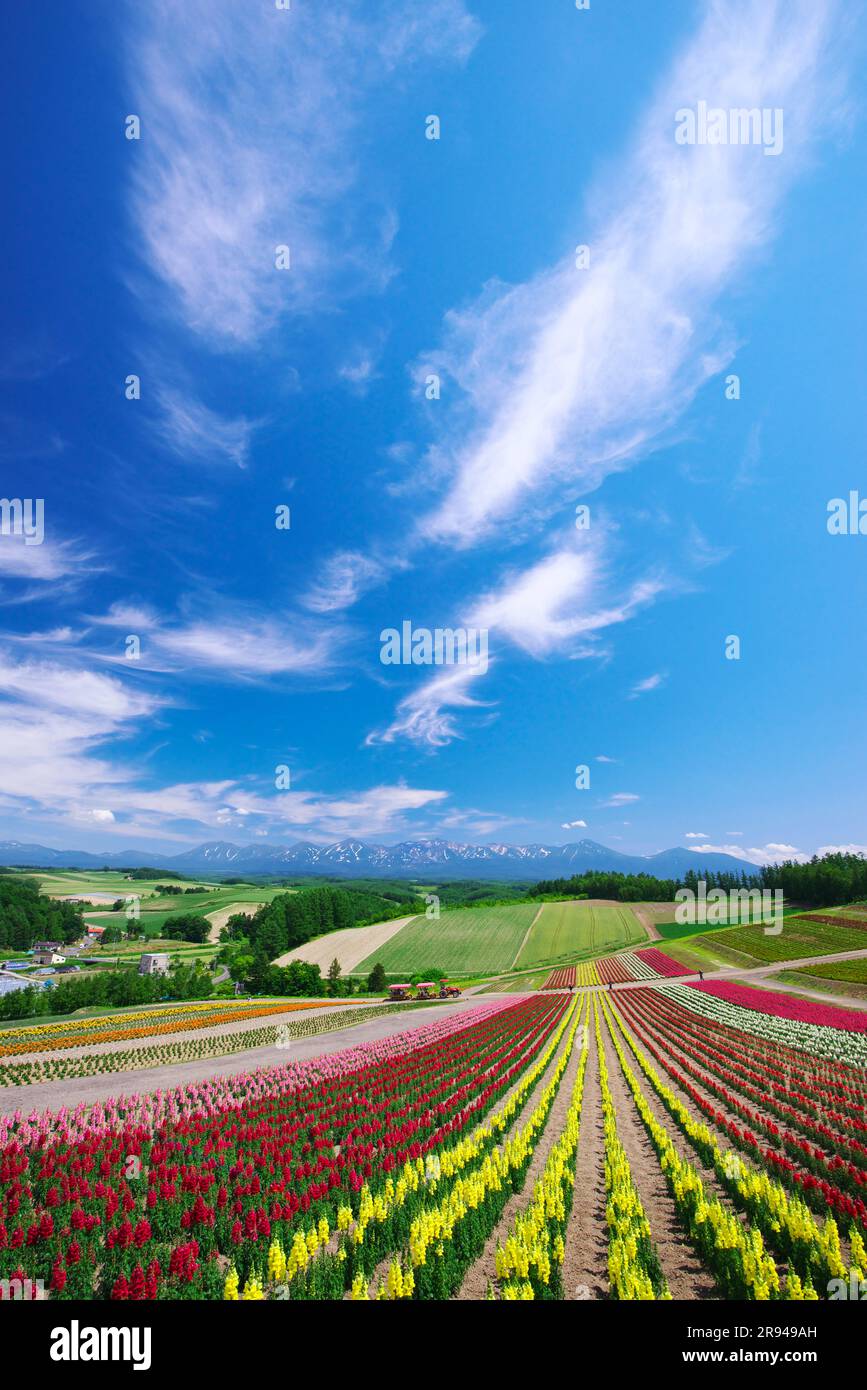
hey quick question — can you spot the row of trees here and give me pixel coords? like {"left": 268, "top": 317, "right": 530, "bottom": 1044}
{"left": 532, "top": 854, "right": 867, "bottom": 909}
{"left": 755, "top": 852, "right": 867, "bottom": 907}
{"left": 0, "top": 957, "right": 215, "bottom": 1021}
{"left": 231, "top": 885, "right": 423, "bottom": 961}
{"left": 0, "top": 877, "right": 84, "bottom": 951}
{"left": 532, "top": 870, "right": 684, "bottom": 901}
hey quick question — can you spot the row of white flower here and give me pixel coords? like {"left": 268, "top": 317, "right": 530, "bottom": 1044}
{"left": 660, "top": 983, "right": 867, "bottom": 1068}
{"left": 616, "top": 952, "right": 659, "bottom": 982}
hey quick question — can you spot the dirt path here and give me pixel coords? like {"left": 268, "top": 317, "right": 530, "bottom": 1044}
{"left": 605, "top": 1000, "right": 796, "bottom": 1276}
{"left": 598, "top": 1005, "right": 719, "bottom": 1300}
{"left": 562, "top": 1015, "right": 607, "bottom": 1300}
{"left": 456, "top": 1003, "right": 584, "bottom": 1300}
{"left": 629, "top": 905, "right": 662, "bottom": 942}
{"left": 608, "top": 1000, "right": 853, "bottom": 1268}
{"left": 510, "top": 904, "right": 545, "bottom": 970}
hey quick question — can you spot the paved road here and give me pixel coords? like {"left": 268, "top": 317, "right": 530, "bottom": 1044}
{"left": 0, "top": 996, "right": 504, "bottom": 1116}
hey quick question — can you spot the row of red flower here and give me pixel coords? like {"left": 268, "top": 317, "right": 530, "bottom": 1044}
{"left": 615, "top": 989, "right": 867, "bottom": 1231}
{"left": 0, "top": 995, "right": 570, "bottom": 1299}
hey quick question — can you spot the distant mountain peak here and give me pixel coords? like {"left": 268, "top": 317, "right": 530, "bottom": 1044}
{"left": 0, "top": 836, "right": 763, "bottom": 878}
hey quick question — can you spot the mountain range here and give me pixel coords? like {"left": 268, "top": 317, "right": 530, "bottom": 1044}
{"left": 0, "top": 837, "right": 763, "bottom": 880}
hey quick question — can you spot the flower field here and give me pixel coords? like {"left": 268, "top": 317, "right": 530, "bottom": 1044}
{"left": 0, "top": 1000, "right": 355, "bottom": 1058}
{"left": 595, "top": 948, "right": 686, "bottom": 984}
{"left": 2, "top": 974, "right": 867, "bottom": 1302}
{"left": 541, "top": 966, "right": 576, "bottom": 990}
{"left": 0, "top": 1002, "right": 425, "bottom": 1088}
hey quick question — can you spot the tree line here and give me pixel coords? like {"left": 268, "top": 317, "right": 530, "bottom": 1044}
{"left": 0, "top": 877, "right": 84, "bottom": 951}
{"left": 230, "top": 885, "right": 423, "bottom": 961}
{"left": 0, "top": 958, "right": 215, "bottom": 1021}
{"left": 532, "top": 853, "right": 867, "bottom": 908}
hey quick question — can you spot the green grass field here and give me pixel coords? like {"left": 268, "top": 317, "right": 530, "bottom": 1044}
{"left": 704, "top": 914, "right": 867, "bottom": 965}
{"left": 789, "top": 957, "right": 867, "bottom": 982}
{"left": 514, "top": 900, "right": 645, "bottom": 969}
{"left": 354, "top": 903, "right": 539, "bottom": 976}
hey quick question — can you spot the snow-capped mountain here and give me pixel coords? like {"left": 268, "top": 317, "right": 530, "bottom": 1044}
{"left": 0, "top": 837, "right": 763, "bottom": 878}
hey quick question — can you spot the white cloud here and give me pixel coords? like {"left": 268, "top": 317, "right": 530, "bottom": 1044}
{"left": 0, "top": 645, "right": 457, "bottom": 841}
{"left": 629, "top": 673, "right": 666, "bottom": 699}
{"left": 815, "top": 844, "right": 867, "bottom": 857}
{"left": 688, "top": 841, "right": 808, "bottom": 866}
{"left": 153, "top": 387, "right": 262, "bottom": 469}
{"left": 469, "top": 543, "right": 664, "bottom": 659}
{"left": 371, "top": 539, "right": 665, "bottom": 746}
{"left": 685, "top": 831, "right": 708, "bottom": 838}
{"left": 127, "top": 0, "right": 479, "bottom": 345}
{"left": 366, "top": 663, "right": 492, "bottom": 748}
{"left": 596, "top": 755, "right": 617, "bottom": 764}
{"left": 601, "top": 793, "right": 640, "bottom": 809}
{"left": 301, "top": 551, "right": 386, "bottom": 614}
{"left": 416, "top": 0, "right": 840, "bottom": 546}
{"left": 71, "top": 808, "right": 116, "bottom": 825}
{"left": 92, "top": 604, "right": 344, "bottom": 680}
{"left": 0, "top": 535, "right": 99, "bottom": 584}
{"left": 561, "top": 820, "right": 588, "bottom": 830}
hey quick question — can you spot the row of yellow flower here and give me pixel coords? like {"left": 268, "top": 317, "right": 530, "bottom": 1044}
{"left": 225, "top": 997, "right": 580, "bottom": 1300}
{"left": 1, "top": 995, "right": 267, "bottom": 1041}
{"left": 494, "top": 999, "right": 590, "bottom": 1298}
{"left": 600, "top": 994, "right": 786, "bottom": 1299}
{"left": 361, "top": 1000, "right": 584, "bottom": 1298}
{"left": 596, "top": 997, "right": 670, "bottom": 1299}
{"left": 576, "top": 962, "right": 600, "bottom": 988}
{"left": 605, "top": 996, "right": 860, "bottom": 1296}
{"left": 224, "top": 1219, "right": 334, "bottom": 1299}
{"left": 0, "top": 998, "right": 351, "bottom": 1056}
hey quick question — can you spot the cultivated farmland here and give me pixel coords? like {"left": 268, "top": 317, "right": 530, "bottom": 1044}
{"left": 514, "top": 899, "right": 646, "bottom": 969}
{"left": 701, "top": 914, "right": 867, "bottom": 965}
{"left": 275, "top": 915, "right": 417, "bottom": 972}
{"left": 5, "top": 979, "right": 867, "bottom": 1302}
{"left": 354, "top": 903, "right": 539, "bottom": 976}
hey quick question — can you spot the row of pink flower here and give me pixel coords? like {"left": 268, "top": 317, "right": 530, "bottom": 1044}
{"left": 693, "top": 980, "right": 867, "bottom": 1033}
{"left": 635, "top": 947, "right": 686, "bottom": 978}
{"left": 0, "top": 998, "right": 515, "bottom": 1152}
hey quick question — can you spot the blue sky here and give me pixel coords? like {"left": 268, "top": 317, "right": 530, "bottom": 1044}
{"left": 1, "top": 0, "right": 865, "bottom": 864}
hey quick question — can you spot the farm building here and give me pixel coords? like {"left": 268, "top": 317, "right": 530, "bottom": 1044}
{"left": 139, "top": 953, "right": 170, "bottom": 976}
{"left": 32, "top": 949, "right": 67, "bottom": 967}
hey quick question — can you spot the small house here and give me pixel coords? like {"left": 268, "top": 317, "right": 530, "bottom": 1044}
{"left": 138, "top": 953, "right": 170, "bottom": 976}
{"left": 32, "top": 949, "right": 66, "bottom": 967}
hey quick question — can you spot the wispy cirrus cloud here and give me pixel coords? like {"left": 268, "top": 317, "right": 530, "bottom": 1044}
{"left": 366, "top": 662, "right": 492, "bottom": 749}
{"left": 301, "top": 551, "right": 387, "bottom": 615}
{"left": 368, "top": 0, "right": 844, "bottom": 750}
{"left": 629, "top": 673, "right": 666, "bottom": 699}
{"left": 469, "top": 541, "right": 665, "bottom": 660}
{"left": 127, "top": 0, "right": 480, "bottom": 346}
{"left": 92, "top": 602, "right": 346, "bottom": 681}
{"left": 0, "top": 535, "right": 100, "bottom": 586}
{"left": 152, "top": 386, "right": 263, "bottom": 469}
{"left": 0, "top": 647, "right": 456, "bottom": 843}
{"left": 416, "top": 0, "right": 842, "bottom": 547}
